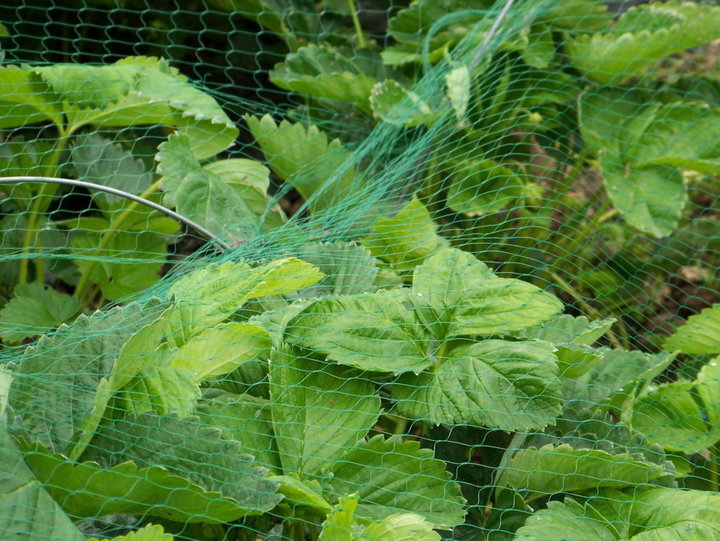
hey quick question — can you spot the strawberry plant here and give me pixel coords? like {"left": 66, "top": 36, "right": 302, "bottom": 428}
{"left": 3, "top": 246, "right": 720, "bottom": 539}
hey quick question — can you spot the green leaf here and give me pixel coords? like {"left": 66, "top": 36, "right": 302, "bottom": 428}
{"left": 23, "top": 441, "right": 270, "bottom": 524}
{"left": 88, "top": 524, "right": 172, "bottom": 541}
{"left": 566, "top": 2, "right": 720, "bottom": 84}
{"left": 0, "top": 65, "right": 63, "bottom": 128}
{"left": 543, "top": 0, "right": 611, "bottom": 32}
{"left": 157, "top": 133, "right": 260, "bottom": 243}
{"left": 319, "top": 494, "right": 358, "bottom": 541}
{"left": 446, "top": 159, "right": 524, "bottom": 216}
{"left": 445, "top": 65, "right": 470, "bottom": 122}
{"left": 71, "top": 133, "right": 153, "bottom": 204}
{"left": 272, "top": 474, "right": 333, "bottom": 515}
{"left": 519, "top": 314, "right": 615, "bottom": 346}
{"left": 197, "top": 392, "right": 281, "bottom": 473}
{"left": 388, "top": 0, "right": 488, "bottom": 45}
{"left": 244, "top": 114, "right": 356, "bottom": 210}
{"left": 270, "top": 350, "right": 381, "bottom": 477}
{"left": 664, "top": 304, "right": 720, "bottom": 354}
{"left": 168, "top": 257, "right": 323, "bottom": 341}
{"left": 412, "top": 248, "right": 563, "bottom": 338}
{"left": 7, "top": 303, "right": 148, "bottom": 453}
{"left": 84, "top": 413, "right": 282, "bottom": 513}
{"left": 499, "top": 444, "right": 672, "bottom": 498}
{"left": 516, "top": 488, "right": 720, "bottom": 540}
{"left": 362, "top": 513, "right": 441, "bottom": 541}
{"left": 71, "top": 230, "right": 167, "bottom": 300}
{"left": 171, "top": 323, "right": 271, "bottom": 380}
{"left": 0, "top": 427, "right": 85, "bottom": 541}
{"left": 370, "top": 80, "right": 433, "bottom": 127}
{"left": 285, "top": 292, "right": 430, "bottom": 374}
{"left": 361, "top": 197, "right": 448, "bottom": 276}
{"left": 522, "top": 24, "right": 554, "bottom": 69}
{"left": 631, "top": 359, "right": 720, "bottom": 454}
{"left": 34, "top": 63, "right": 135, "bottom": 109}
{"left": 269, "top": 44, "right": 377, "bottom": 111}
{"left": 0, "top": 283, "right": 81, "bottom": 343}
{"left": 293, "top": 242, "right": 381, "bottom": 298}
{"left": 325, "top": 435, "right": 466, "bottom": 529}
{"left": 392, "top": 340, "right": 562, "bottom": 430}
{"left": 202, "top": 158, "right": 286, "bottom": 231}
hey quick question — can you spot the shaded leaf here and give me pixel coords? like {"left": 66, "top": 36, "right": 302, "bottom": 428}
{"left": 370, "top": 80, "right": 433, "bottom": 127}
{"left": 88, "top": 524, "right": 172, "bottom": 541}
{"left": 446, "top": 159, "right": 523, "bottom": 216}
{"left": 0, "top": 283, "right": 81, "bottom": 343}
{"left": 664, "top": 304, "right": 720, "bottom": 354}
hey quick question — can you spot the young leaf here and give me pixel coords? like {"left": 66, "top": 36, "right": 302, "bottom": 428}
{"left": 513, "top": 498, "right": 616, "bottom": 541}
{"left": 83, "top": 413, "right": 282, "bottom": 513}
{"left": 7, "top": 303, "right": 148, "bottom": 453}
{"left": 664, "top": 304, "right": 720, "bottom": 354}
{"left": 285, "top": 293, "right": 431, "bottom": 374}
{"left": 412, "top": 248, "right": 563, "bottom": 338}
{"left": 566, "top": 2, "right": 720, "bottom": 84}
{"left": 392, "top": 340, "right": 562, "bottom": 430}
{"left": 0, "top": 427, "right": 85, "bottom": 541}
{"left": 498, "top": 444, "right": 672, "bottom": 497}
{"left": 361, "top": 197, "right": 448, "bottom": 276}
{"left": 271, "top": 474, "right": 334, "bottom": 515}
{"left": 325, "top": 435, "right": 466, "bottom": 529}
{"left": 319, "top": 494, "right": 358, "bottom": 541}
{"left": 270, "top": 350, "right": 381, "bottom": 478}
{"left": 518, "top": 314, "right": 615, "bottom": 346}
{"left": 445, "top": 65, "right": 470, "bottom": 122}
{"left": 0, "top": 283, "right": 81, "bottom": 343}
{"left": 362, "top": 513, "right": 442, "bottom": 541}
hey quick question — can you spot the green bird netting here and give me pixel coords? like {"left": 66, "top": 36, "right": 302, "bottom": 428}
{"left": 2, "top": 0, "right": 720, "bottom": 539}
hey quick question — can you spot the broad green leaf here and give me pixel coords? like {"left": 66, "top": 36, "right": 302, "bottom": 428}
{"left": 388, "top": 0, "right": 489, "bottom": 45}
{"left": 361, "top": 197, "right": 448, "bottom": 275}
{"left": 0, "top": 367, "right": 11, "bottom": 417}
{"left": 171, "top": 323, "right": 270, "bottom": 380}
{"left": 168, "top": 258, "right": 323, "bottom": 341}
{"left": 325, "top": 435, "right": 465, "bottom": 528}
{"left": 0, "top": 427, "right": 85, "bottom": 541}
{"left": 244, "top": 114, "right": 356, "bottom": 210}
{"left": 566, "top": 2, "right": 720, "bottom": 84}
{"left": 34, "top": 63, "right": 135, "bottom": 109}
{"left": 285, "top": 293, "right": 430, "bottom": 374}
{"left": 362, "top": 513, "right": 441, "bottom": 541}
{"left": 370, "top": 80, "right": 433, "bottom": 127}
{"left": 71, "top": 134, "right": 153, "bottom": 204}
{"left": 320, "top": 494, "right": 358, "bottom": 541}
{"left": 517, "top": 488, "right": 720, "bottom": 540}
{"left": 272, "top": 475, "right": 334, "bottom": 515}
{"left": 563, "top": 348, "right": 675, "bottom": 408}
{"left": 664, "top": 304, "right": 720, "bottom": 354}
{"left": 554, "top": 344, "right": 603, "bottom": 379}
{"left": 0, "top": 65, "right": 63, "bottom": 128}
{"left": 23, "top": 442, "right": 269, "bottom": 524}
{"left": 203, "top": 158, "right": 286, "bottom": 230}
{"left": 445, "top": 65, "right": 470, "bottom": 121}
{"left": 519, "top": 314, "right": 615, "bottom": 346}
{"left": 157, "top": 133, "right": 259, "bottom": 243}
{"left": 71, "top": 230, "right": 167, "bottom": 300}
{"left": 446, "top": 159, "right": 523, "bottom": 216}
{"left": 7, "top": 303, "right": 148, "bottom": 453}
{"left": 270, "top": 350, "right": 381, "bottom": 477}
{"left": 412, "top": 248, "right": 563, "bottom": 338}
{"left": 499, "top": 444, "right": 671, "bottom": 497}
{"left": 392, "top": 340, "right": 562, "bottom": 430}
{"left": 197, "top": 392, "right": 281, "bottom": 473}
{"left": 88, "top": 524, "right": 172, "bottom": 541}
{"left": 543, "top": 0, "right": 611, "bottom": 32}
{"left": 293, "top": 242, "right": 381, "bottom": 298}
{"left": 631, "top": 359, "right": 720, "bottom": 453}
{"left": 83, "top": 413, "right": 282, "bottom": 513}
{"left": 0, "top": 283, "right": 81, "bottom": 343}
{"left": 269, "top": 44, "right": 377, "bottom": 110}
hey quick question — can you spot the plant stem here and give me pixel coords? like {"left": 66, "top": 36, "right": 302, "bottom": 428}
{"left": 18, "top": 128, "right": 72, "bottom": 285}
{"left": 73, "top": 178, "right": 163, "bottom": 303}
{"left": 347, "top": 0, "right": 366, "bottom": 48}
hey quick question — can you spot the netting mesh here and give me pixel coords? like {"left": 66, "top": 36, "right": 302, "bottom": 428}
{"left": 2, "top": 0, "right": 720, "bottom": 539}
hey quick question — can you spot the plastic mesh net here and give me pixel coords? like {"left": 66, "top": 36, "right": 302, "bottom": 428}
{"left": 2, "top": 1, "right": 720, "bottom": 539}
